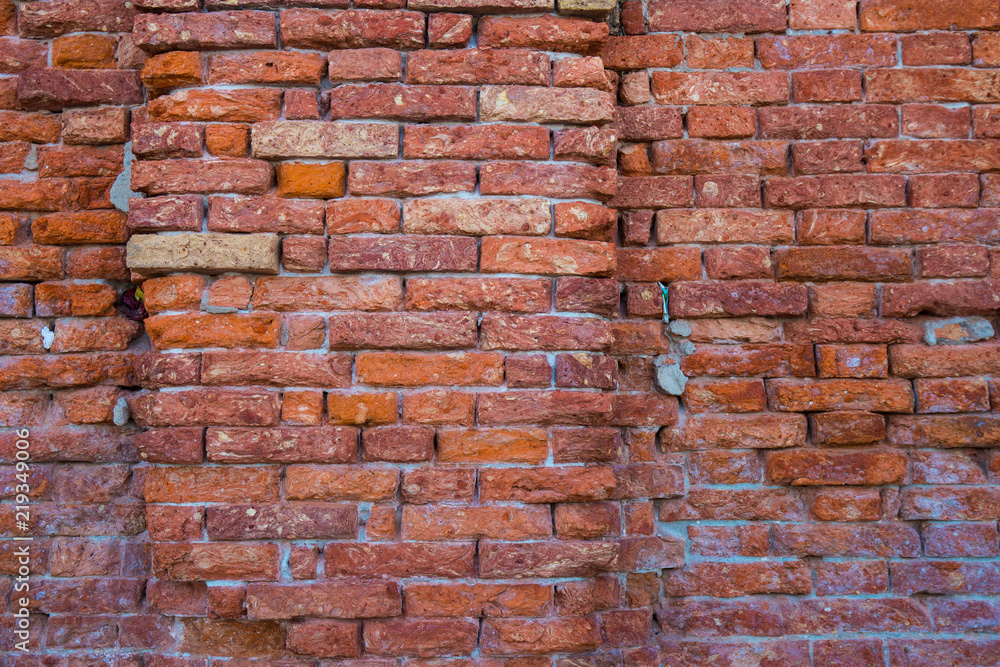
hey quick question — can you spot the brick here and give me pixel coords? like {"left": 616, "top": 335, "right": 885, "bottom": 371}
{"left": 405, "top": 276, "right": 550, "bottom": 312}
{"left": 348, "top": 160, "right": 475, "bottom": 196}
{"left": 603, "top": 35, "right": 681, "bottom": 70}
{"left": 404, "top": 198, "right": 549, "bottom": 236}
{"left": 790, "top": 0, "right": 858, "bottom": 29}
{"left": 286, "top": 465, "right": 397, "bottom": 501}
{"left": 208, "top": 52, "right": 325, "bottom": 85}
{"left": 867, "top": 140, "right": 1000, "bottom": 173}
{"left": 51, "top": 33, "right": 115, "bottom": 69}
{"left": 277, "top": 162, "right": 346, "bottom": 199}
{"left": 860, "top": 0, "right": 1000, "bottom": 31}
{"left": 481, "top": 314, "right": 612, "bottom": 351}
{"left": 480, "top": 466, "right": 615, "bottom": 503}
{"left": 279, "top": 9, "right": 424, "bottom": 50}
{"left": 866, "top": 68, "right": 1000, "bottom": 103}
{"left": 688, "top": 107, "right": 755, "bottom": 139}
{"left": 328, "top": 47, "right": 401, "bottom": 82}
{"left": 760, "top": 105, "right": 898, "bottom": 140}
{"left": 364, "top": 619, "right": 478, "bottom": 658}
{"left": 792, "top": 141, "right": 864, "bottom": 174}
{"left": 767, "top": 449, "right": 907, "bottom": 486}
{"left": 918, "top": 245, "right": 989, "bottom": 278}
{"left": 481, "top": 236, "right": 615, "bottom": 277}
{"left": 670, "top": 282, "right": 808, "bottom": 318}
{"left": 133, "top": 11, "right": 277, "bottom": 52}
{"left": 882, "top": 280, "right": 1000, "bottom": 317}
{"left": 252, "top": 121, "right": 397, "bottom": 160}
{"left": 0, "top": 246, "right": 64, "bottom": 281}
{"left": 326, "top": 543, "right": 475, "bottom": 578}
{"left": 402, "top": 468, "right": 475, "bottom": 503}
{"left": 286, "top": 620, "right": 360, "bottom": 658}
{"left": 18, "top": 0, "right": 134, "bottom": 38}
{"left": 328, "top": 235, "right": 477, "bottom": 271}
{"left": 328, "top": 312, "right": 477, "bottom": 349}
{"left": 685, "top": 35, "right": 754, "bottom": 69}
{"left": 480, "top": 85, "right": 614, "bottom": 125}
{"left": 127, "top": 233, "right": 279, "bottom": 275}
{"left": 17, "top": 68, "right": 142, "bottom": 110}
{"left": 140, "top": 52, "right": 204, "bottom": 94}
{"left": 775, "top": 246, "right": 912, "bottom": 282}
{"left": 208, "top": 197, "right": 324, "bottom": 235}
{"left": 615, "top": 107, "right": 683, "bottom": 141}
{"left": 429, "top": 13, "right": 473, "bottom": 48}
{"left": 554, "top": 202, "right": 615, "bottom": 241}
{"left": 663, "top": 562, "right": 811, "bottom": 597}
{"left": 648, "top": 0, "right": 786, "bottom": 32}
{"left": 765, "top": 175, "right": 907, "bottom": 209}
{"left": 759, "top": 35, "right": 896, "bottom": 70}
{"left": 407, "top": 48, "right": 548, "bottom": 85}
{"left": 480, "top": 540, "right": 619, "bottom": 578}
{"left": 478, "top": 15, "right": 608, "bottom": 55}
{"left": 793, "top": 70, "right": 864, "bottom": 104}
{"left": 328, "top": 84, "right": 475, "bottom": 121}
{"left": 652, "top": 140, "right": 788, "bottom": 175}
{"left": 252, "top": 276, "right": 401, "bottom": 311}
{"left": 872, "top": 210, "right": 1000, "bottom": 244}
{"left": 130, "top": 389, "right": 280, "bottom": 427}
{"left": 327, "top": 199, "right": 399, "bottom": 234}
{"left": 153, "top": 543, "right": 279, "bottom": 581}
{"left": 890, "top": 343, "right": 1000, "bottom": 377}
{"left": 32, "top": 210, "right": 125, "bottom": 245}
{"left": 768, "top": 378, "right": 914, "bottom": 412}
{"left": 358, "top": 352, "right": 503, "bottom": 386}
{"left": 246, "top": 581, "right": 399, "bottom": 620}
{"left": 482, "top": 618, "right": 601, "bottom": 655}
{"left": 403, "top": 505, "right": 550, "bottom": 541}
{"left": 406, "top": 582, "right": 550, "bottom": 617}
{"left": 903, "top": 104, "right": 971, "bottom": 138}
{"left": 652, "top": 72, "right": 788, "bottom": 106}
{"left": 902, "top": 32, "right": 972, "bottom": 66}
{"left": 202, "top": 351, "right": 350, "bottom": 388}
{"left": 657, "top": 209, "right": 793, "bottom": 243}
{"left": 132, "top": 159, "right": 272, "bottom": 195}
{"left": 404, "top": 124, "right": 548, "bottom": 160}
{"left": 616, "top": 247, "right": 701, "bottom": 282}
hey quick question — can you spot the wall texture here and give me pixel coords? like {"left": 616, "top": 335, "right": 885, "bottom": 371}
{"left": 1, "top": 0, "right": 1000, "bottom": 663}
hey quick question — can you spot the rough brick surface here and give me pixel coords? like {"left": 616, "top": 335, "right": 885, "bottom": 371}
{"left": 3, "top": 0, "right": 1000, "bottom": 662}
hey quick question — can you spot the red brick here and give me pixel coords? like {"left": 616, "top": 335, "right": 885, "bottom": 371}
{"left": 482, "top": 618, "right": 601, "bottom": 655}
{"left": 328, "top": 84, "right": 475, "bottom": 121}
{"left": 286, "top": 620, "right": 360, "bottom": 658}
{"left": 480, "top": 540, "right": 619, "bottom": 578}
{"left": 348, "top": 160, "right": 475, "bottom": 196}
{"left": 407, "top": 48, "right": 548, "bottom": 85}
{"left": 652, "top": 72, "right": 788, "bottom": 106}
{"left": 759, "top": 35, "right": 896, "bottom": 70}
{"left": 615, "top": 107, "right": 683, "bottom": 141}
{"left": 132, "top": 159, "right": 272, "bottom": 195}
{"left": 664, "top": 562, "right": 811, "bottom": 597}
{"left": 327, "top": 312, "right": 477, "bottom": 349}
{"left": 604, "top": 35, "right": 681, "bottom": 70}
{"left": 428, "top": 13, "right": 472, "bottom": 48}
{"left": 364, "top": 619, "right": 478, "bottom": 657}
{"left": 860, "top": 0, "right": 1000, "bottom": 31}
{"left": 325, "top": 543, "right": 475, "bottom": 578}
{"left": 688, "top": 107, "right": 755, "bottom": 139}
{"left": 670, "top": 281, "right": 808, "bottom": 318}
{"left": 790, "top": 0, "right": 858, "bottom": 29}
{"left": 403, "top": 124, "right": 548, "bottom": 160}
{"left": 278, "top": 9, "right": 423, "bottom": 50}
{"left": 866, "top": 68, "right": 1000, "bottom": 103}
{"left": 685, "top": 35, "right": 755, "bottom": 69}
{"left": 652, "top": 140, "right": 788, "bottom": 175}
{"left": 405, "top": 276, "right": 550, "bottom": 312}
{"left": 252, "top": 275, "right": 402, "bottom": 311}
{"left": 867, "top": 140, "right": 1000, "bottom": 173}
{"left": 658, "top": 209, "right": 791, "bottom": 243}
{"left": 133, "top": 11, "right": 276, "bottom": 52}
{"left": 902, "top": 32, "right": 972, "bottom": 66}
{"left": 17, "top": 69, "right": 142, "bottom": 110}
{"left": 477, "top": 15, "right": 609, "bottom": 55}
{"left": 903, "top": 104, "right": 971, "bottom": 138}
{"left": 152, "top": 544, "right": 279, "bottom": 581}
{"left": 761, "top": 105, "right": 897, "bottom": 140}
{"left": 327, "top": 235, "right": 477, "bottom": 271}
{"left": 481, "top": 313, "right": 612, "bottom": 351}
{"left": 648, "top": 0, "right": 786, "bottom": 32}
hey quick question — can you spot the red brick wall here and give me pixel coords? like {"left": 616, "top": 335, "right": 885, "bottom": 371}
{"left": 1, "top": 0, "right": 1000, "bottom": 662}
